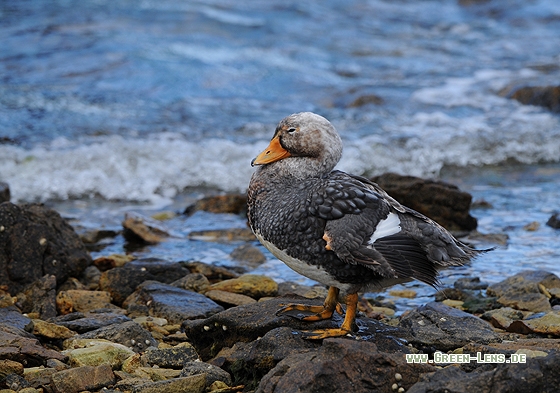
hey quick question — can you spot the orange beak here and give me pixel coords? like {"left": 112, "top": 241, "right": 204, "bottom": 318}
{"left": 251, "top": 136, "right": 291, "bottom": 166}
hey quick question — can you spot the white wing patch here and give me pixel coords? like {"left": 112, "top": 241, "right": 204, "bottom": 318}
{"left": 368, "top": 212, "right": 401, "bottom": 244}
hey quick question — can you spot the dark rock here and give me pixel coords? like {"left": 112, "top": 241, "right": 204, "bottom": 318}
{"left": 142, "top": 344, "right": 199, "bottom": 368}
{"left": 122, "top": 212, "right": 171, "bottom": 244}
{"left": 230, "top": 244, "right": 266, "bottom": 266}
{"left": 184, "top": 194, "right": 247, "bottom": 216}
{"left": 205, "top": 289, "right": 257, "bottom": 307}
{"left": 171, "top": 273, "right": 210, "bottom": 293}
{"left": 0, "top": 330, "right": 68, "bottom": 366}
{"left": 50, "top": 364, "right": 116, "bottom": 393}
{"left": 123, "top": 281, "right": 224, "bottom": 324}
{"left": 0, "top": 183, "right": 9, "bottom": 203}
{"left": 15, "top": 275, "right": 57, "bottom": 320}
{"left": 506, "top": 311, "right": 560, "bottom": 336}
{"left": 370, "top": 173, "right": 478, "bottom": 232}
{"left": 547, "top": 213, "right": 560, "bottom": 229}
{"left": 49, "top": 311, "right": 131, "bottom": 334}
{"left": 80, "top": 229, "right": 120, "bottom": 245}
{"left": 182, "top": 261, "right": 239, "bottom": 282}
{"left": 454, "top": 276, "right": 489, "bottom": 290}
{"left": 180, "top": 361, "right": 232, "bottom": 387}
{"left": 277, "top": 282, "right": 327, "bottom": 299}
{"left": 399, "top": 302, "right": 499, "bottom": 351}
{"left": 92, "top": 254, "right": 134, "bottom": 272}
{"left": 408, "top": 351, "right": 560, "bottom": 393}
{"left": 99, "top": 258, "right": 190, "bottom": 305}
{"left": 506, "top": 85, "right": 560, "bottom": 113}
{"left": 182, "top": 295, "right": 412, "bottom": 360}
{"left": 0, "top": 203, "right": 91, "bottom": 294}
{"left": 132, "top": 374, "right": 206, "bottom": 393}
{"left": 257, "top": 338, "right": 434, "bottom": 393}
{"left": 0, "top": 306, "right": 33, "bottom": 336}
{"left": 1, "top": 373, "right": 29, "bottom": 391}
{"left": 73, "top": 320, "right": 157, "bottom": 353}
{"left": 80, "top": 265, "right": 102, "bottom": 290}
{"left": 481, "top": 307, "right": 528, "bottom": 330}
{"left": 487, "top": 270, "right": 560, "bottom": 312}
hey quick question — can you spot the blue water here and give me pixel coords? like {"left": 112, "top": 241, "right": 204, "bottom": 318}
{"left": 1, "top": 0, "right": 560, "bottom": 310}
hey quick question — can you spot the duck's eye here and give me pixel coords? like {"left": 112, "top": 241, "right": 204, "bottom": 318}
{"left": 287, "top": 127, "right": 297, "bottom": 134}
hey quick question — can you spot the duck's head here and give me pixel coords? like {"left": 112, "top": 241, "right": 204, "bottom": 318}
{"left": 251, "top": 112, "right": 343, "bottom": 178}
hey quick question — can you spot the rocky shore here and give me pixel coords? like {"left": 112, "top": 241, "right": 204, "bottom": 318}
{"left": 1, "top": 177, "right": 560, "bottom": 393}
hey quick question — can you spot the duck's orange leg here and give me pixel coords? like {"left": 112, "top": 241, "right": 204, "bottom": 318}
{"left": 301, "top": 293, "right": 359, "bottom": 339}
{"left": 276, "top": 287, "right": 344, "bottom": 321}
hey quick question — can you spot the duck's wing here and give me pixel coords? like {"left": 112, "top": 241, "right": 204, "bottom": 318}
{"left": 315, "top": 172, "right": 479, "bottom": 286}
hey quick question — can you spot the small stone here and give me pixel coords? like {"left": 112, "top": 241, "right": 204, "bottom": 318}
{"left": 442, "top": 299, "right": 465, "bottom": 309}
{"left": 65, "top": 342, "right": 136, "bottom": 369}
{"left": 56, "top": 290, "right": 115, "bottom": 314}
{"left": 205, "top": 290, "right": 257, "bottom": 307}
{"left": 392, "top": 383, "right": 398, "bottom": 390}
{"left": 481, "top": 307, "right": 528, "bottom": 330}
{"left": 50, "top": 364, "right": 116, "bottom": 393}
{"left": 0, "top": 359, "right": 24, "bottom": 378}
{"left": 523, "top": 221, "right": 540, "bottom": 231}
{"left": 31, "top": 319, "right": 76, "bottom": 339}
{"left": 230, "top": 244, "right": 266, "bottom": 265}
{"left": 180, "top": 360, "right": 232, "bottom": 387}
{"left": 188, "top": 228, "right": 256, "bottom": 242}
{"left": 122, "top": 212, "right": 171, "bottom": 244}
{"left": 171, "top": 273, "right": 210, "bottom": 293}
{"left": 142, "top": 343, "right": 200, "bottom": 368}
{"left": 395, "top": 372, "right": 402, "bottom": 381}
{"left": 389, "top": 289, "right": 417, "bottom": 299}
{"left": 184, "top": 194, "right": 247, "bottom": 216}
{"left": 546, "top": 213, "right": 560, "bottom": 229}
{"left": 122, "top": 353, "right": 145, "bottom": 374}
{"left": 207, "top": 274, "right": 278, "bottom": 299}
{"left": 132, "top": 373, "right": 206, "bottom": 393}
{"left": 134, "top": 366, "right": 182, "bottom": 381}
{"left": 454, "top": 276, "right": 488, "bottom": 290}
{"left": 93, "top": 254, "right": 135, "bottom": 271}
{"left": 510, "top": 311, "right": 560, "bottom": 336}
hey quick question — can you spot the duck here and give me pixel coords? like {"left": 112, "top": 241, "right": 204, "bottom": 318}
{"left": 247, "top": 112, "right": 485, "bottom": 339}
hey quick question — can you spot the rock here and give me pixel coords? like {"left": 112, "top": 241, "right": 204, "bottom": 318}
{"left": 188, "top": 228, "right": 256, "bottom": 242}
{"left": 388, "top": 289, "right": 417, "bottom": 298}
{"left": 123, "top": 281, "right": 224, "bottom": 324}
{"left": 407, "top": 351, "right": 560, "bottom": 393}
{"left": 481, "top": 307, "right": 528, "bottom": 330}
{"left": 205, "top": 290, "right": 257, "bottom": 307}
{"left": 15, "top": 275, "right": 57, "bottom": 320}
{"left": 180, "top": 361, "right": 232, "bottom": 387}
{"left": 487, "top": 270, "right": 560, "bottom": 312}
{"left": 230, "top": 244, "right": 266, "bottom": 266}
{"left": 56, "top": 289, "right": 115, "bottom": 314}
{"left": 79, "top": 229, "right": 120, "bottom": 245}
{"left": 115, "top": 376, "right": 153, "bottom": 391}
{"left": 399, "top": 302, "right": 499, "bottom": 351}
{"left": 134, "top": 366, "right": 182, "bottom": 381}
{"left": 171, "top": 273, "right": 210, "bottom": 293}
{"left": 507, "top": 311, "right": 560, "bottom": 336}
{"left": 0, "top": 306, "right": 33, "bottom": 337}
{"left": 454, "top": 276, "right": 489, "bottom": 290}
{"left": 49, "top": 311, "right": 131, "bottom": 333}
{"left": 69, "top": 320, "right": 158, "bottom": 353}
{"left": 207, "top": 275, "right": 278, "bottom": 299}
{"left": 546, "top": 213, "right": 560, "bottom": 229}
{"left": 79, "top": 265, "right": 102, "bottom": 290}
{"left": 0, "top": 203, "right": 91, "bottom": 294}
{"left": 50, "top": 364, "right": 116, "bottom": 393}
{"left": 0, "top": 330, "right": 68, "bottom": 366}
{"left": 31, "top": 320, "right": 76, "bottom": 340}
{"left": 23, "top": 366, "right": 57, "bottom": 388}
{"left": 184, "top": 194, "right": 247, "bottom": 216}
{"left": 93, "top": 254, "right": 135, "bottom": 271}
{"left": 370, "top": 173, "right": 478, "bottom": 232}
{"left": 0, "top": 286, "right": 16, "bottom": 308}
{"left": 122, "top": 212, "right": 171, "bottom": 244}
{"left": 142, "top": 343, "right": 199, "bottom": 368}
{"left": 277, "top": 282, "right": 328, "bottom": 299}
{"left": 0, "top": 183, "right": 10, "bottom": 203}
{"left": 132, "top": 373, "right": 206, "bottom": 393}
{"left": 183, "top": 261, "right": 239, "bottom": 282}
{"left": 0, "top": 359, "right": 24, "bottom": 378}
{"left": 257, "top": 338, "right": 434, "bottom": 393}
{"left": 65, "top": 342, "right": 136, "bottom": 369}
{"left": 1, "top": 373, "right": 30, "bottom": 391}
{"left": 505, "top": 85, "right": 560, "bottom": 113}
{"left": 182, "top": 295, "right": 413, "bottom": 360}
{"left": 99, "top": 258, "right": 191, "bottom": 306}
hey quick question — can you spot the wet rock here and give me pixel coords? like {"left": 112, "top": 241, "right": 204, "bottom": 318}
{"left": 184, "top": 194, "right": 247, "bottom": 216}
{"left": 15, "top": 275, "right": 57, "bottom": 320}
{"left": 50, "top": 364, "right": 116, "bottom": 393}
{"left": 142, "top": 343, "right": 199, "bottom": 368}
{"left": 188, "top": 228, "right": 256, "bottom": 242}
{"left": 183, "top": 261, "right": 239, "bottom": 282}
{"left": 454, "top": 276, "right": 489, "bottom": 290}
{"left": 56, "top": 289, "right": 114, "bottom": 314}
{"left": 435, "top": 287, "right": 500, "bottom": 314}
{"left": 0, "top": 359, "right": 24, "bottom": 378}
{"left": 93, "top": 254, "right": 135, "bottom": 271}
{"left": 31, "top": 320, "right": 76, "bottom": 340}
{"left": 546, "top": 212, "right": 560, "bottom": 229}
{"left": 487, "top": 270, "right": 560, "bottom": 312}
{"left": 132, "top": 373, "right": 206, "bottom": 393}
{"left": 407, "top": 351, "right": 560, "bottom": 393}
{"left": 505, "top": 85, "right": 560, "bottom": 113}
{"left": 0, "top": 203, "right": 91, "bottom": 294}
{"left": 65, "top": 341, "right": 136, "bottom": 369}
{"left": 399, "top": 302, "right": 499, "bottom": 351}
{"left": 180, "top": 361, "right": 232, "bottom": 387}
{"left": 481, "top": 307, "right": 528, "bottom": 330}
{"left": 230, "top": 244, "right": 266, "bottom": 266}
{"left": 0, "top": 306, "right": 33, "bottom": 337}
{"left": 205, "top": 290, "right": 257, "bottom": 307}
{"left": 257, "top": 338, "right": 434, "bottom": 393}
{"left": 123, "top": 281, "right": 224, "bottom": 324}
{"left": 80, "top": 265, "right": 102, "bottom": 290}
{"left": 122, "top": 212, "right": 171, "bottom": 244}
{"left": 182, "top": 295, "right": 412, "bottom": 360}
{"left": 207, "top": 274, "right": 278, "bottom": 299}
{"left": 49, "top": 311, "right": 131, "bottom": 333}
{"left": 370, "top": 173, "right": 478, "bottom": 232}
{"left": 0, "top": 183, "right": 10, "bottom": 203}
{"left": 99, "top": 259, "right": 190, "bottom": 305}
{"left": 0, "top": 330, "right": 68, "bottom": 366}
{"left": 80, "top": 229, "right": 120, "bottom": 245}
{"left": 507, "top": 311, "right": 560, "bottom": 336}
{"left": 69, "top": 320, "right": 158, "bottom": 353}
{"left": 276, "top": 282, "right": 328, "bottom": 299}
{"left": 171, "top": 273, "right": 210, "bottom": 293}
